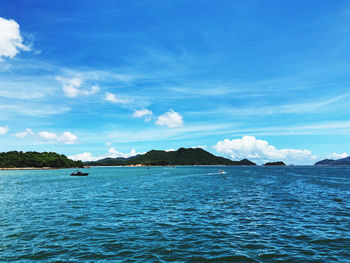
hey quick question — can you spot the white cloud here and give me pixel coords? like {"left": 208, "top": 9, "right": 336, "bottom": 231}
{"left": 69, "top": 147, "right": 141, "bottom": 162}
{"left": 57, "top": 131, "right": 78, "bottom": 144}
{"left": 132, "top": 108, "right": 153, "bottom": 118}
{"left": 105, "top": 141, "right": 112, "bottom": 146}
{"left": 0, "top": 17, "right": 30, "bottom": 61}
{"left": 38, "top": 131, "right": 58, "bottom": 140}
{"left": 105, "top": 92, "right": 131, "bottom": 104}
{"left": 56, "top": 76, "right": 100, "bottom": 98}
{"left": 191, "top": 145, "right": 208, "bottom": 149}
{"left": 132, "top": 108, "right": 153, "bottom": 121}
{"left": 214, "top": 135, "right": 315, "bottom": 164}
{"left": 108, "top": 147, "right": 138, "bottom": 158}
{"left": 81, "top": 85, "right": 100, "bottom": 96}
{"left": 19, "top": 130, "right": 80, "bottom": 144}
{"left": 13, "top": 128, "right": 34, "bottom": 138}
{"left": 0, "top": 125, "right": 9, "bottom": 135}
{"left": 56, "top": 76, "right": 81, "bottom": 97}
{"left": 327, "top": 152, "right": 349, "bottom": 159}
{"left": 156, "top": 110, "right": 183, "bottom": 128}
{"left": 68, "top": 152, "right": 99, "bottom": 162}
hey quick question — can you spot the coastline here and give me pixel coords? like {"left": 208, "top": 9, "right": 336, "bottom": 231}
{"left": 0, "top": 165, "right": 233, "bottom": 170}
{"left": 91, "top": 164, "right": 254, "bottom": 167}
{"left": 0, "top": 165, "right": 324, "bottom": 170}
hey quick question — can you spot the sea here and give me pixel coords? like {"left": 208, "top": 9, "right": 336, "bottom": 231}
{"left": 0, "top": 166, "right": 349, "bottom": 262}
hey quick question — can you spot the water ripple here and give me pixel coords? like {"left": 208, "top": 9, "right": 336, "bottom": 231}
{"left": 0, "top": 166, "right": 349, "bottom": 262}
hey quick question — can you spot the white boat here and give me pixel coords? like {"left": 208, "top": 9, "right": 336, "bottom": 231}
{"left": 218, "top": 170, "right": 226, "bottom": 174}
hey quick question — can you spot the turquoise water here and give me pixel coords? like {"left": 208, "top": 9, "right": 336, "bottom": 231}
{"left": 0, "top": 166, "right": 349, "bottom": 262}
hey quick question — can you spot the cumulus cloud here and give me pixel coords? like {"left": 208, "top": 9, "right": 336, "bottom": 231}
{"left": 0, "top": 125, "right": 9, "bottom": 135}
{"left": 156, "top": 110, "right": 183, "bottom": 128}
{"left": 13, "top": 128, "right": 34, "bottom": 138}
{"left": 69, "top": 147, "right": 141, "bottom": 161}
{"left": 214, "top": 135, "right": 315, "bottom": 164}
{"left": 191, "top": 145, "right": 208, "bottom": 149}
{"left": 38, "top": 131, "right": 58, "bottom": 140}
{"left": 0, "top": 17, "right": 30, "bottom": 61}
{"left": 55, "top": 76, "right": 100, "bottom": 98}
{"left": 68, "top": 152, "right": 99, "bottom": 162}
{"left": 108, "top": 147, "right": 138, "bottom": 158}
{"left": 57, "top": 131, "right": 78, "bottom": 144}
{"left": 13, "top": 128, "right": 79, "bottom": 144}
{"left": 105, "top": 92, "right": 131, "bottom": 104}
{"left": 327, "top": 152, "right": 349, "bottom": 159}
{"left": 37, "top": 131, "right": 78, "bottom": 144}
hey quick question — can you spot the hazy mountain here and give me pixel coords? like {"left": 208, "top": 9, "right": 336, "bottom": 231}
{"left": 264, "top": 161, "right": 286, "bottom": 166}
{"left": 315, "top": 156, "right": 350, "bottom": 166}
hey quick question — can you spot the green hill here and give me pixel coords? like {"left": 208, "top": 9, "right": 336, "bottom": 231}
{"left": 0, "top": 151, "right": 84, "bottom": 168}
{"left": 87, "top": 148, "right": 256, "bottom": 166}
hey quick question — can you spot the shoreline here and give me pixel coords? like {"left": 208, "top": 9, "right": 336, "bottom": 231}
{"left": 0, "top": 167, "right": 58, "bottom": 170}
{"left": 0, "top": 165, "right": 331, "bottom": 170}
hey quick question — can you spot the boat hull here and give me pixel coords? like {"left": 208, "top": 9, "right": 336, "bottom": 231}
{"left": 70, "top": 173, "right": 89, "bottom": 176}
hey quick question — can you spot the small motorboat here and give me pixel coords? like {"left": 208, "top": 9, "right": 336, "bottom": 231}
{"left": 70, "top": 170, "right": 89, "bottom": 176}
{"left": 218, "top": 170, "right": 226, "bottom": 174}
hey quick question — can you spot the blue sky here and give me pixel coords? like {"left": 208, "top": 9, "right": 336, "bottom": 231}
{"left": 1, "top": 0, "right": 350, "bottom": 164}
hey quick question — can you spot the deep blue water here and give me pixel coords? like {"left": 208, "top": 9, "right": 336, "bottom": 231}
{"left": 0, "top": 166, "right": 349, "bottom": 262}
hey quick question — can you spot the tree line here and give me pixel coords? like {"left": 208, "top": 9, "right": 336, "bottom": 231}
{"left": 0, "top": 151, "right": 84, "bottom": 168}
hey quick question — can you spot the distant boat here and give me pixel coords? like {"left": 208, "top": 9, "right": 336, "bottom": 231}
{"left": 71, "top": 170, "right": 89, "bottom": 176}
{"left": 218, "top": 170, "right": 226, "bottom": 174}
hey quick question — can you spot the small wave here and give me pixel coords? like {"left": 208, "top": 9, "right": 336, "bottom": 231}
{"left": 189, "top": 254, "right": 256, "bottom": 262}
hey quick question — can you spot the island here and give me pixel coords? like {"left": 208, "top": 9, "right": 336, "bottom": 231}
{"left": 315, "top": 156, "right": 350, "bottom": 166}
{"left": 86, "top": 148, "right": 257, "bottom": 166}
{"left": 0, "top": 151, "right": 84, "bottom": 169}
{"left": 264, "top": 161, "right": 286, "bottom": 166}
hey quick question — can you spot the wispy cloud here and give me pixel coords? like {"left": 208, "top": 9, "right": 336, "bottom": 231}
{"left": 12, "top": 128, "right": 34, "bottom": 138}
{"left": 0, "top": 77, "right": 57, "bottom": 100}
{"left": 56, "top": 76, "right": 100, "bottom": 98}
{"left": 105, "top": 92, "right": 132, "bottom": 104}
{"left": 189, "top": 91, "right": 350, "bottom": 117}
{"left": 0, "top": 102, "right": 70, "bottom": 119}
{"left": 105, "top": 123, "right": 233, "bottom": 143}
{"left": 234, "top": 121, "right": 350, "bottom": 136}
